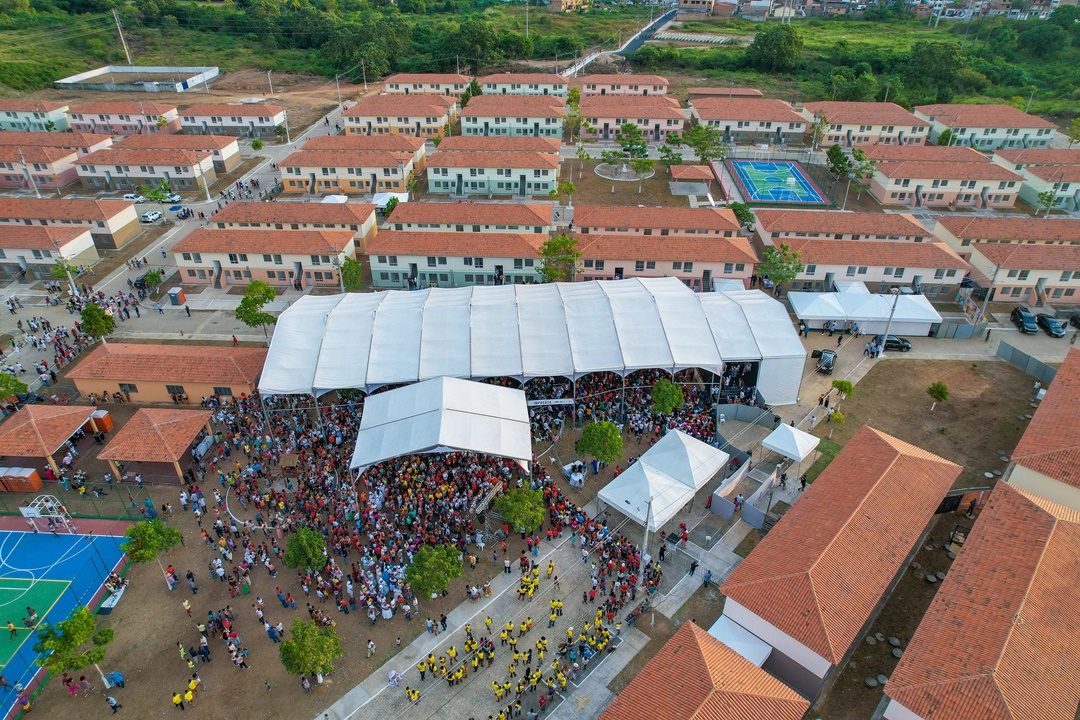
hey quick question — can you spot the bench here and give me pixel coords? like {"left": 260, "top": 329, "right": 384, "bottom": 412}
{"left": 98, "top": 586, "right": 126, "bottom": 615}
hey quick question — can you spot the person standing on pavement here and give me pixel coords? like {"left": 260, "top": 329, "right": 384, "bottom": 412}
{"left": 185, "top": 305, "right": 190, "bottom": 317}
{"left": 157, "top": 303, "right": 164, "bottom": 315}
{"left": 106, "top": 695, "right": 122, "bottom": 713}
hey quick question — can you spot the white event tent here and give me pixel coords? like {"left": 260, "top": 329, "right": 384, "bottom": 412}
{"left": 597, "top": 430, "right": 729, "bottom": 532}
{"left": 348, "top": 376, "right": 532, "bottom": 473}
{"left": 788, "top": 287, "right": 942, "bottom": 335}
{"left": 259, "top": 277, "right": 806, "bottom": 406}
{"left": 761, "top": 424, "right": 818, "bottom": 463}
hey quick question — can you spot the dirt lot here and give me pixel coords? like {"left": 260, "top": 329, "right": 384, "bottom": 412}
{"left": 562, "top": 159, "right": 690, "bottom": 208}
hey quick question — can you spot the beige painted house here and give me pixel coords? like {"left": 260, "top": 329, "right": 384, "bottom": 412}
{"left": 0, "top": 226, "right": 99, "bottom": 283}
{"left": 384, "top": 73, "right": 471, "bottom": 97}
{"left": 934, "top": 216, "right": 1080, "bottom": 261}
{"left": 966, "top": 241, "right": 1080, "bottom": 305}
{"left": 435, "top": 136, "right": 561, "bottom": 155}
{"left": 179, "top": 103, "right": 286, "bottom": 138}
{"left": 278, "top": 149, "right": 416, "bottom": 196}
{"left": 992, "top": 149, "right": 1080, "bottom": 213}
{"left": 576, "top": 233, "right": 758, "bottom": 291}
{"left": 387, "top": 202, "right": 552, "bottom": 234}
{"left": 479, "top": 73, "right": 568, "bottom": 97}
{"left": 869, "top": 160, "right": 1023, "bottom": 209}
{"left": 753, "top": 210, "right": 931, "bottom": 250}
{"left": 211, "top": 202, "right": 379, "bottom": 253}
{"left": 580, "top": 95, "right": 685, "bottom": 142}
{"left": 65, "top": 102, "right": 181, "bottom": 135}
{"left": 573, "top": 205, "right": 741, "bottom": 238}
{"left": 76, "top": 147, "right": 216, "bottom": 192}
{"left": 0, "top": 197, "right": 141, "bottom": 250}
{"left": 576, "top": 75, "right": 669, "bottom": 97}
{"left": 114, "top": 133, "right": 241, "bottom": 173}
{"left": 302, "top": 134, "right": 428, "bottom": 172}
{"left": 342, "top": 95, "right": 457, "bottom": 138}
{"left": 801, "top": 101, "right": 930, "bottom": 147}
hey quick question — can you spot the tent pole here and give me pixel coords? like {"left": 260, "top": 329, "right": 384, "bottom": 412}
{"left": 641, "top": 496, "right": 652, "bottom": 561}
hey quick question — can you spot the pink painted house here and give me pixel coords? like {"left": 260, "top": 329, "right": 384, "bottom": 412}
{"left": 0, "top": 145, "right": 79, "bottom": 189}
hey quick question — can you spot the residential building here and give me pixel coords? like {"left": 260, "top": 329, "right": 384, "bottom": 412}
{"left": 0, "top": 197, "right": 141, "bottom": 250}
{"left": 859, "top": 144, "right": 990, "bottom": 164}
{"left": 869, "top": 160, "right": 1022, "bottom": 208}
{"left": 753, "top": 210, "right": 931, "bottom": 249}
{"left": 576, "top": 233, "right": 758, "bottom": 291}
{"left": 68, "top": 343, "right": 266, "bottom": 405}
{"left": 689, "top": 98, "right": 806, "bottom": 145}
{"left": 65, "top": 102, "right": 180, "bottom": 135}
{"left": 580, "top": 95, "right": 686, "bottom": 142}
{"left": 113, "top": 133, "right": 241, "bottom": 173}
{"left": 179, "top": 103, "right": 286, "bottom": 138}
{"left": 427, "top": 151, "right": 560, "bottom": 197}
{"left": 573, "top": 205, "right": 741, "bottom": 238}
{"left": 801, "top": 101, "right": 930, "bottom": 146}
{"left": 366, "top": 231, "right": 546, "bottom": 287}
{"left": 679, "top": 0, "right": 717, "bottom": 12}
{"left": 598, "top": 623, "right": 810, "bottom": 720}
{"left": 76, "top": 148, "right": 216, "bottom": 192}
{"left": 576, "top": 74, "right": 669, "bottom": 96}
{"left": 435, "top": 136, "right": 561, "bottom": 155}
{"left": 686, "top": 87, "right": 764, "bottom": 99}
{"left": 0, "top": 226, "right": 99, "bottom": 283}
{"left": 719, "top": 426, "right": 961, "bottom": 700}
{"left": 548, "top": 0, "right": 588, "bottom": 11}
{"left": 342, "top": 95, "right": 457, "bottom": 139}
{"left": 460, "top": 95, "right": 566, "bottom": 138}
{"left": 935, "top": 219, "right": 1080, "bottom": 274}
{"left": 965, "top": 241, "right": 1080, "bottom": 305}
{"left": 0, "top": 146, "right": 80, "bottom": 190}
{"left": 278, "top": 149, "right": 416, "bottom": 196}
{"left": 172, "top": 228, "right": 355, "bottom": 288}
{"left": 913, "top": 103, "right": 1057, "bottom": 149}
{"left": 884, "top": 482, "right": 1080, "bottom": 720}
{"left": 0, "top": 131, "right": 113, "bottom": 157}
{"left": 783, "top": 237, "right": 969, "bottom": 295}
{"left": 990, "top": 149, "right": 1080, "bottom": 213}
{"left": 992, "top": 148, "right": 1080, "bottom": 171}
{"left": 479, "top": 73, "right": 568, "bottom": 97}
{"left": 211, "top": 202, "right": 379, "bottom": 252}
{"left": 302, "top": 134, "right": 428, "bottom": 172}
{"left": 1005, "top": 348, "right": 1080, "bottom": 511}
{"left": 0, "top": 100, "right": 70, "bottom": 132}
{"left": 383, "top": 73, "right": 471, "bottom": 97}
{"left": 387, "top": 202, "right": 552, "bottom": 234}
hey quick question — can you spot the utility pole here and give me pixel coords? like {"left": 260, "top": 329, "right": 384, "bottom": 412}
{"left": 113, "top": 9, "right": 133, "bottom": 66}
{"left": 267, "top": 71, "right": 275, "bottom": 99}
{"left": 335, "top": 75, "right": 342, "bottom": 110}
{"left": 18, "top": 149, "right": 41, "bottom": 199}
{"left": 526, "top": 0, "right": 530, "bottom": 39}
{"left": 979, "top": 263, "right": 1000, "bottom": 319}
{"left": 361, "top": 59, "right": 368, "bottom": 92}
{"left": 1025, "top": 88, "right": 1035, "bottom": 113}
{"left": 880, "top": 288, "right": 901, "bottom": 354}
{"left": 198, "top": 161, "right": 211, "bottom": 203}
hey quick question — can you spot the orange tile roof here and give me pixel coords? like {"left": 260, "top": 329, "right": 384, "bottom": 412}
{"left": 599, "top": 622, "right": 810, "bottom": 720}
{"left": 0, "top": 145, "right": 76, "bottom": 165}
{"left": 0, "top": 196, "right": 133, "bottom": 222}
{"left": 1026, "top": 164, "right": 1080, "bottom": 182}
{"left": 579, "top": 234, "right": 759, "bottom": 264}
{"left": 385, "top": 73, "right": 471, "bottom": 85}
{"left": 67, "top": 343, "right": 266, "bottom": 385}
{"left": 80, "top": 148, "right": 211, "bottom": 168}
{"left": 97, "top": 408, "right": 212, "bottom": 463}
{"left": 0, "top": 405, "right": 95, "bottom": 457}
{"left": 461, "top": 95, "right": 566, "bottom": 118}
{"left": 936, "top": 216, "right": 1080, "bottom": 243}
{"left": 0, "top": 225, "right": 89, "bottom": 250}
{"left": 691, "top": 97, "right": 805, "bottom": 124}
{"left": 574, "top": 205, "right": 741, "bottom": 233}
{"left": 279, "top": 149, "right": 414, "bottom": 169}
{"left": 687, "top": 87, "right": 764, "bottom": 97}
{"left": 875, "top": 161, "right": 1022, "bottom": 181}
{"left": 859, "top": 145, "right": 990, "bottom": 163}
{"left": 344, "top": 95, "right": 456, "bottom": 117}
{"left": 212, "top": 202, "right": 376, "bottom": 227}
{"left": 720, "top": 426, "right": 961, "bottom": 663}
{"left": 804, "top": 101, "right": 929, "bottom": 128}
{"left": 994, "top": 148, "right": 1080, "bottom": 166}
{"left": 114, "top": 134, "right": 237, "bottom": 151}
{"left": 0, "top": 99, "right": 68, "bottom": 113}
{"left": 173, "top": 228, "right": 355, "bottom": 256}
{"left": 914, "top": 103, "right": 1057, "bottom": 129}
{"left": 301, "top": 135, "right": 426, "bottom": 152}
{"left": 436, "top": 136, "right": 561, "bottom": 154}
{"left": 0, "top": 131, "right": 113, "bottom": 150}
{"left": 580, "top": 95, "right": 685, "bottom": 120}
{"left": 578, "top": 74, "right": 670, "bottom": 87}
{"left": 785, "top": 238, "right": 968, "bottom": 269}
{"left": 180, "top": 103, "right": 284, "bottom": 118}
{"left": 480, "top": 73, "right": 568, "bottom": 86}
{"left": 670, "top": 165, "right": 715, "bottom": 181}
{"left": 68, "top": 101, "right": 176, "bottom": 116}
{"left": 969, "top": 241, "right": 1080, "bottom": 271}
{"left": 428, "top": 151, "right": 559, "bottom": 170}
{"left": 1008, "top": 348, "right": 1080, "bottom": 488}
{"left": 756, "top": 210, "right": 929, "bottom": 238}
{"left": 885, "top": 482, "right": 1080, "bottom": 720}
{"left": 367, "top": 231, "right": 545, "bottom": 257}
{"left": 388, "top": 202, "right": 551, "bottom": 227}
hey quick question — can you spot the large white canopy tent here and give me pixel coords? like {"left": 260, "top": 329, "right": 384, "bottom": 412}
{"left": 348, "top": 376, "right": 532, "bottom": 473}
{"left": 260, "top": 277, "right": 806, "bottom": 406}
{"left": 788, "top": 288, "right": 942, "bottom": 336}
{"left": 596, "top": 430, "right": 729, "bottom": 532}
{"left": 761, "top": 424, "right": 818, "bottom": 463}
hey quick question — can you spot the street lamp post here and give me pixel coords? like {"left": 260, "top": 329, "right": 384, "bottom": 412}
{"left": 267, "top": 71, "right": 275, "bottom": 99}
{"left": 879, "top": 287, "right": 901, "bottom": 355}
{"left": 18, "top": 149, "right": 41, "bottom": 199}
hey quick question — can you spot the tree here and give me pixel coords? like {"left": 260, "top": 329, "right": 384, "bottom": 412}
{"left": 538, "top": 234, "right": 580, "bottom": 282}
{"left": 650, "top": 378, "right": 685, "bottom": 415}
{"left": 405, "top": 545, "right": 463, "bottom": 597}
{"left": 235, "top": 280, "right": 277, "bottom": 338}
{"left": 279, "top": 619, "right": 343, "bottom": 678}
{"left": 283, "top": 527, "right": 327, "bottom": 571}
{"left": 728, "top": 202, "right": 755, "bottom": 228}
{"left": 850, "top": 148, "right": 877, "bottom": 199}
{"left": 274, "top": 124, "right": 287, "bottom": 141}
{"left": 1065, "top": 117, "right": 1080, "bottom": 148}
{"left": 936, "top": 129, "right": 955, "bottom": 147}
{"left": 123, "top": 519, "right": 183, "bottom": 587}
{"left": 575, "top": 420, "right": 623, "bottom": 465}
{"left": 616, "top": 122, "right": 647, "bottom": 158}
{"left": 0, "top": 373, "right": 29, "bottom": 397}
{"left": 825, "top": 143, "right": 853, "bottom": 179}
{"left": 1038, "top": 188, "right": 1057, "bottom": 216}
{"left": 810, "top": 115, "right": 829, "bottom": 151}
{"left": 631, "top": 158, "right": 654, "bottom": 193}
{"left": 80, "top": 302, "right": 115, "bottom": 342}
{"left": 567, "top": 86, "right": 581, "bottom": 107}
{"left": 494, "top": 488, "right": 546, "bottom": 533}
{"left": 1049, "top": 4, "right": 1080, "bottom": 28}
{"left": 251, "top": 139, "right": 264, "bottom": 151}
{"left": 142, "top": 268, "right": 164, "bottom": 294}
{"left": 554, "top": 180, "right": 576, "bottom": 206}
{"left": 50, "top": 259, "right": 79, "bottom": 297}
{"left": 759, "top": 242, "right": 804, "bottom": 290}
{"left": 680, "top": 124, "right": 728, "bottom": 164}
{"left": 746, "top": 24, "right": 802, "bottom": 72}
{"left": 658, "top": 143, "right": 683, "bottom": 175}
{"left": 33, "top": 606, "right": 113, "bottom": 679}
{"left": 831, "top": 379, "right": 854, "bottom": 399}
{"left": 927, "top": 380, "right": 949, "bottom": 411}
{"left": 575, "top": 144, "right": 592, "bottom": 179}
{"left": 601, "top": 148, "right": 626, "bottom": 191}
{"left": 904, "top": 41, "right": 965, "bottom": 104}
{"left": 1017, "top": 24, "right": 1067, "bottom": 57}
{"left": 828, "top": 67, "right": 878, "bottom": 103}
{"left": 340, "top": 257, "right": 363, "bottom": 292}
{"left": 385, "top": 196, "right": 399, "bottom": 215}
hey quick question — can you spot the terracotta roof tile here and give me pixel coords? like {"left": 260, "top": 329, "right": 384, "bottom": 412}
{"left": 436, "top": 136, "right": 561, "bottom": 154}
{"left": 1027, "top": 165, "right": 1080, "bottom": 182}
{"left": 0, "top": 131, "right": 113, "bottom": 150}
{"left": 0, "top": 146, "right": 76, "bottom": 165}
{"left": 803, "top": 101, "right": 929, "bottom": 127}
{"left": 462, "top": 95, "right": 566, "bottom": 118}
{"left": 969, "top": 241, "right": 1080, "bottom": 271}
{"left": 670, "top": 165, "right": 716, "bottom": 181}
{"left": 0, "top": 225, "right": 89, "bottom": 250}
{"left": 936, "top": 216, "right": 1080, "bottom": 243}
{"left": 180, "top": 103, "right": 284, "bottom": 117}
{"left": 344, "top": 95, "right": 456, "bottom": 117}
{"left": 599, "top": 622, "right": 809, "bottom": 720}
{"left": 579, "top": 234, "right": 759, "bottom": 264}
{"left": 885, "top": 482, "right": 1080, "bottom": 720}
{"left": 367, "top": 231, "right": 545, "bottom": 257}
{"left": 68, "top": 101, "right": 176, "bottom": 116}
{"left": 279, "top": 149, "right": 414, "bottom": 169}
{"left": 428, "top": 151, "right": 559, "bottom": 170}
{"left": 0, "top": 405, "right": 96, "bottom": 457}
{"left": 0, "top": 196, "right": 133, "bottom": 222}
{"left": 875, "top": 161, "right": 1022, "bottom": 181}
{"left": 97, "top": 408, "right": 212, "bottom": 463}
{"left": 720, "top": 426, "right": 961, "bottom": 663}
{"left": 67, "top": 343, "right": 266, "bottom": 385}
{"left": 212, "top": 202, "right": 376, "bottom": 227}
{"left": 756, "top": 210, "right": 929, "bottom": 238}
{"left": 479, "top": 73, "right": 568, "bottom": 86}
{"left": 859, "top": 145, "right": 990, "bottom": 163}
{"left": 172, "top": 229, "right": 355, "bottom": 256}
{"left": 578, "top": 74, "right": 670, "bottom": 87}
{"left": 687, "top": 87, "right": 764, "bottom": 97}
{"left": 114, "top": 134, "right": 237, "bottom": 151}
{"left": 691, "top": 98, "right": 805, "bottom": 124}
{"left": 301, "top": 135, "right": 426, "bottom": 152}
{"left": 388, "top": 202, "right": 551, "bottom": 227}
{"left": 914, "top": 104, "right": 1057, "bottom": 129}
{"left": 580, "top": 95, "right": 685, "bottom": 120}
{"left": 0, "top": 99, "right": 68, "bottom": 113}
{"left": 785, "top": 238, "right": 967, "bottom": 269}
{"left": 385, "top": 73, "right": 471, "bottom": 85}
{"left": 80, "top": 148, "right": 210, "bottom": 168}
{"left": 994, "top": 148, "right": 1080, "bottom": 166}
{"left": 574, "top": 205, "right": 740, "bottom": 233}
{"left": 1009, "top": 348, "right": 1080, "bottom": 488}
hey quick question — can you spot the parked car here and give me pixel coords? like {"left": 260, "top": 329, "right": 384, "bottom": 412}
{"left": 140, "top": 210, "right": 162, "bottom": 224}
{"left": 1035, "top": 313, "right": 1066, "bottom": 338}
{"left": 811, "top": 348, "right": 836, "bottom": 374}
{"left": 873, "top": 334, "right": 911, "bottom": 352}
{"left": 1070, "top": 314, "right": 1080, "bottom": 330}
{"left": 123, "top": 193, "right": 147, "bottom": 203}
{"left": 1010, "top": 306, "right": 1039, "bottom": 334}
{"left": 164, "top": 193, "right": 182, "bottom": 203}
{"left": 133, "top": 272, "right": 150, "bottom": 289}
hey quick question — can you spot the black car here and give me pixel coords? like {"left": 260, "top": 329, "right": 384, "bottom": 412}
{"left": 1070, "top": 314, "right": 1080, "bottom": 330}
{"left": 133, "top": 272, "right": 149, "bottom": 289}
{"left": 1011, "top": 307, "right": 1039, "bottom": 334}
{"left": 812, "top": 349, "right": 836, "bottom": 374}
{"left": 1036, "top": 313, "right": 1066, "bottom": 338}
{"left": 873, "top": 334, "right": 911, "bottom": 352}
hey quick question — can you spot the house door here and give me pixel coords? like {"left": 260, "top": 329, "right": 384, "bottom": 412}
{"left": 248, "top": 121, "right": 255, "bottom": 137}
{"left": 212, "top": 260, "right": 223, "bottom": 289}
{"left": 775, "top": 127, "right": 783, "bottom": 144}
{"left": 293, "top": 262, "right": 304, "bottom": 289}
{"left": 533, "top": 122, "right": 540, "bottom": 137}
{"left": 370, "top": 173, "right": 378, "bottom": 193}
{"left": 409, "top": 262, "right": 418, "bottom": 280}
{"left": 603, "top": 123, "right": 610, "bottom": 140}
{"left": 518, "top": 175, "right": 526, "bottom": 197}
{"left": 15, "top": 256, "right": 28, "bottom": 284}
{"left": 309, "top": 173, "right": 316, "bottom": 194}
{"left": 415, "top": 121, "right": 421, "bottom": 136}
{"left": 614, "top": 268, "right": 624, "bottom": 280}
{"left": 366, "top": 121, "right": 372, "bottom": 134}
{"left": 455, "top": 174, "right": 463, "bottom": 195}
{"left": 483, "top": 121, "right": 490, "bottom": 136}
{"left": 600, "top": 88, "right": 606, "bottom": 95}
{"left": 494, "top": 265, "right": 504, "bottom": 285}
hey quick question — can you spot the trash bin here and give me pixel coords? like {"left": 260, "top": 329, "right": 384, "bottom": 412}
{"left": 168, "top": 287, "right": 186, "bottom": 306}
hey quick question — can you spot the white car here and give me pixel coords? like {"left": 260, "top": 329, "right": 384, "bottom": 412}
{"left": 123, "top": 194, "right": 148, "bottom": 203}
{"left": 165, "top": 193, "right": 182, "bottom": 203}
{"left": 140, "top": 210, "right": 163, "bottom": 223}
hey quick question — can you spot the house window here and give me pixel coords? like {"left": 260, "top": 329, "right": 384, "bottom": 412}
{"left": 894, "top": 267, "right": 905, "bottom": 278}
{"left": 672, "top": 262, "right": 682, "bottom": 270}
{"left": 213, "top": 387, "right": 234, "bottom": 397}
{"left": 119, "top": 383, "right": 138, "bottom": 394}
{"left": 846, "top": 266, "right": 856, "bottom": 277}
{"left": 635, "top": 261, "right": 645, "bottom": 272}
{"left": 805, "top": 264, "right": 816, "bottom": 276}
{"left": 165, "top": 385, "right": 186, "bottom": 395}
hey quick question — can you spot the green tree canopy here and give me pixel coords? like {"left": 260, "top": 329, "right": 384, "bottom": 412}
{"left": 728, "top": 202, "right": 755, "bottom": 228}
{"left": 616, "top": 122, "right": 647, "bottom": 158}
{"left": 831, "top": 379, "right": 854, "bottom": 398}
{"left": 631, "top": 158, "right": 654, "bottom": 193}
{"left": 283, "top": 527, "right": 327, "bottom": 571}
{"left": 495, "top": 488, "right": 546, "bottom": 533}
{"left": 538, "top": 234, "right": 580, "bottom": 283}
{"left": 826, "top": 143, "right": 853, "bottom": 178}
{"left": 1049, "top": 4, "right": 1080, "bottom": 28}
{"left": 80, "top": 302, "right": 115, "bottom": 340}
{"left": 679, "top": 124, "right": 728, "bottom": 164}
{"left": 405, "top": 545, "right": 463, "bottom": 597}
{"left": 0, "top": 373, "right": 29, "bottom": 397}
{"left": 235, "top": 280, "right": 277, "bottom": 338}
{"left": 279, "top": 619, "right": 343, "bottom": 677}
{"left": 658, "top": 143, "right": 683, "bottom": 172}
{"left": 1017, "top": 24, "right": 1068, "bottom": 57}
{"left": 340, "top": 257, "right": 363, "bottom": 292}
{"left": 576, "top": 420, "right": 623, "bottom": 465}
{"left": 904, "top": 41, "right": 965, "bottom": 103}
{"left": 746, "top": 24, "right": 802, "bottom": 72}
{"left": 759, "top": 242, "right": 804, "bottom": 288}
{"left": 650, "top": 378, "right": 685, "bottom": 415}
{"left": 809, "top": 115, "right": 829, "bottom": 151}
{"left": 122, "top": 519, "right": 183, "bottom": 564}
{"left": 143, "top": 268, "right": 164, "bottom": 291}
{"left": 33, "top": 606, "right": 114, "bottom": 675}
{"left": 927, "top": 380, "right": 949, "bottom": 408}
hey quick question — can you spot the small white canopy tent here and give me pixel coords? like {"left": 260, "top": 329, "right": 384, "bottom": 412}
{"left": 707, "top": 615, "right": 772, "bottom": 667}
{"left": 349, "top": 376, "right": 531, "bottom": 473}
{"left": 788, "top": 290, "right": 942, "bottom": 336}
{"left": 761, "top": 424, "right": 818, "bottom": 463}
{"left": 597, "top": 430, "right": 729, "bottom": 532}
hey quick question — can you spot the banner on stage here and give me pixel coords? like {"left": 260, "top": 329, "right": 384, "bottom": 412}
{"left": 527, "top": 399, "right": 574, "bottom": 407}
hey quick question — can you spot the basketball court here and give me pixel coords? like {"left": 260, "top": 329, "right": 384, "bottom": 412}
{"left": 726, "top": 160, "right": 830, "bottom": 205}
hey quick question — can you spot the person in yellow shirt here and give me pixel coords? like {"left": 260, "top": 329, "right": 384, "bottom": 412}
{"left": 546, "top": 561, "right": 555, "bottom": 578}
{"left": 416, "top": 660, "right": 428, "bottom": 681}
{"left": 446, "top": 645, "right": 457, "bottom": 661}
{"left": 493, "top": 681, "right": 503, "bottom": 699}
{"left": 518, "top": 622, "right": 528, "bottom": 637}
{"left": 508, "top": 636, "right": 518, "bottom": 650}
{"left": 184, "top": 689, "right": 195, "bottom": 706}
{"left": 464, "top": 623, "right": 472, "bottom": 638}
{"left": 507, "top": 663, "right": 517, "bottom": 677}
{"left": 471, "top": 655, "right": 480, "bottom": 672}
{"left": 406, "top": 687, "right": 420, "bottom": 705}
{"left": 485, "top": 616, "right": 493, "bottom": 634}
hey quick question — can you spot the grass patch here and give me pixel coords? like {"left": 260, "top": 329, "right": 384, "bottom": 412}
{"left": 802, "top": 437, "right": 843, "bottom": 484}
{"left": 732, "top": 528, "right": 763, "bottom": 558}
{"left": 771, "top": 500, "right": 791, "bottom": 515}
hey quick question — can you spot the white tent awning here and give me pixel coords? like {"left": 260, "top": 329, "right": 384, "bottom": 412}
{"left": 762, "top": 424, "right": 819, "bottom": 462}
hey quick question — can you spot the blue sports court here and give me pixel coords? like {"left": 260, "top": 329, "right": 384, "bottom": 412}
{"left": 727, "top": 160, "right": 830, "bottom": 205}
